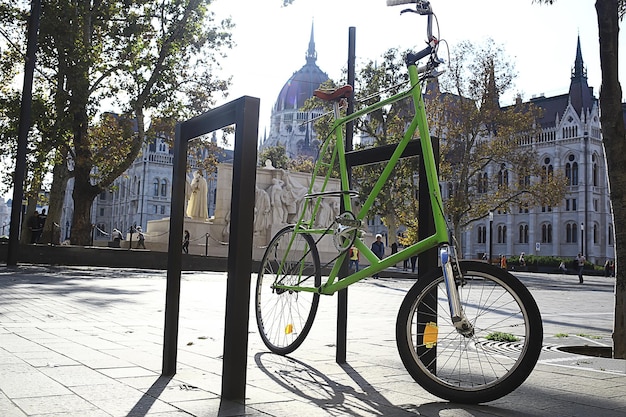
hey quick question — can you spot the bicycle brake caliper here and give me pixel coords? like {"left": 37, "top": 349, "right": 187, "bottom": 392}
{"left": 439, "top": 246, "right": 474, "bottom": 337}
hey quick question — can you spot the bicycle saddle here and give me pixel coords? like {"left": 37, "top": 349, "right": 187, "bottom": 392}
{"left": 313, "top": 85, "right": 353, "bottom": 101}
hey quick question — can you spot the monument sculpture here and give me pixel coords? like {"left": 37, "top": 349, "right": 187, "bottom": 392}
{"left": 145, "top": 163, "right": 341, "bottom": 259}
{"left": 187, "top": 170, "right": 209, "bottom": 221}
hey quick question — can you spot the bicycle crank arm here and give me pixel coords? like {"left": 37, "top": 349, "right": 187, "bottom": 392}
{"left": 439, "top": 246, "right": 474, "bottom": 336}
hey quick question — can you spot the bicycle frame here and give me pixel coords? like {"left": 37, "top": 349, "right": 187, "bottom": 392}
{"left": 275, "top": 62, "right": 450, "bottom": 296}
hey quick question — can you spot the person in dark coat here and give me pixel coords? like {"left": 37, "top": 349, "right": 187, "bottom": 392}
{"left": 371, "top": 234, "right": 385, "bottom": 279}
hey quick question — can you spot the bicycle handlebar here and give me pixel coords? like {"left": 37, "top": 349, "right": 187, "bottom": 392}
{"left": 386, "top": 0, "right": 432, "bottom": 15}
{"left": 387, "top": 0, "right": 442, "bottom": 76}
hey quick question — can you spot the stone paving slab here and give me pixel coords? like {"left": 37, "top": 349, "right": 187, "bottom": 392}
{"left": 0, "top": 265, "right": 625, "bottom": 416}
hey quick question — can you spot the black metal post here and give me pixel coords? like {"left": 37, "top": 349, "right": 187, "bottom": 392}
{"left": 581, "top": 223, "right": 584, "bottom": 257}
{"left": 162, "top": 122, "right": 187, "bottom": 376}
{"left": 7, "top": 0, "right": 41, "bottom": 265}
{"left": 336, "top": 26, "right": 356, "bottom": 365}
{"left": 205, "top": 233, "right": 209, "bottom": 257}
{"left": 488, "top": 212, "right": 493, "bottom": 264}
{"left": 221, "top": 96, "right": 259, "bottom": 400}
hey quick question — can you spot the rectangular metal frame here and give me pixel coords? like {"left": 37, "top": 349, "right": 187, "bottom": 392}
{"left": 161, "top": 96, "right": 259, "bottom": 401}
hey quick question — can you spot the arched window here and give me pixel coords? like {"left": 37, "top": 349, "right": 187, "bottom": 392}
{"left": 519, "top": 224, "right": 528, "bottom": 244}
{"left": 498, "top": 225, "right": 507, "bottom": 244}
{"left": 541, "top": 223, "right": 552, "bottom": 243}
{"left": 593, "top": 223, "right": 598, "bottom": 244}
{"left": 161, "top": 179, "right": 167, "bottom": 197}
{"left": 478, "top": 226, "right": 486, "bottom": 244}
{"left": 498, "top": 164, "right": 508, "bottom": 188}
{"left": 477, "top": 172, "right": 488, "bottom": 194}
{"left": 592, "top": 154, "right": 599, "bottom": 187}
{"left": 542, "top": 157, "right": 553, "bottom": 183}
{"left": 566, "top": 223, "right": 578, "bottom": 243}
{"left": 153, "top": 178, "right": 159, "bottom": 196}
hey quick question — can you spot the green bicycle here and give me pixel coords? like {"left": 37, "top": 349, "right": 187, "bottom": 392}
{"left": 255, "top": 0, "right": 542, "bottom": 404}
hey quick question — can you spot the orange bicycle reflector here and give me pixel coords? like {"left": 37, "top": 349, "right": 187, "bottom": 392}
{"left": 285, "top": 323, "right": 294, "bottom": 335}
{"left": 423, "top": 322, "right": 438, "bottom": 348}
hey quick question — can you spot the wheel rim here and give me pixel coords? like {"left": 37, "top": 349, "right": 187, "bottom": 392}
{"left": 256, "top": 229, "right": 319, "bottom": 352}
{"left": 405, "top": 270, "right": 534, "bottom": 392}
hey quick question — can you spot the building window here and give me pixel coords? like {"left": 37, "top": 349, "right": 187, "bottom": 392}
{"left": 519, "top": 224, "right": 528, "bottom": 244}
{"left": 100, "top": 191, "right": 107, "bottom": 200}
{"left": 477, "top": 172, "right": 488, "bottom": 194}
{"left": 153, "top": 205, "right": 158, "bottom": 214}
{"left": 498, "top": 164, "right": 508, "bottom": 189}
{"left": 541, "top": 223, "right": 552, "bottom": 243}
{"left": 160, "top": 179, "right": 167, "bottom": 197}
{"left": 566, "top": 223, "right": 578, "bottom": 243}
{"left": 153, "top": 179, "right": 159, "bottom": 196}
{"left": 99, "top": 208, "right": 105, "bottom": 216}
{"left": 161, "top": 205, "right": 166, "bottom": 215}
{"left": 609, "top": 224, "right": 614, "bottom": 245}
{"left": 593, "top": 154, "right": 599, "bottom": 187}
{"left": 572, "top": 198, "right": 577, "bottom": 211}
{"left": 593, "top": 223, "right": 598, "bottom": 244}
{"left": 542, "top": 157, "right": 553, "bottom": 184}
{"left": 497, "top": 225, "right": 507, "bottom": 244}
{"left": 478, "top": 226, "right": 486, "bottom": 244}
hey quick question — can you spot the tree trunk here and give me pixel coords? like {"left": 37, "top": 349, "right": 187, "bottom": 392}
{"left": 596, "top": 0, "right": 626, "bottom": 359}
{"left": 40, "top": 156, "right": 70, "bottom": 245}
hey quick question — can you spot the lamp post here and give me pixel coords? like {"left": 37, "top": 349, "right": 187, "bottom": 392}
{"left": 580, "top": 222, "right": 584, "bottom": 257}
{"left": 488, "top": 211, "right": 493, "bottom": 264}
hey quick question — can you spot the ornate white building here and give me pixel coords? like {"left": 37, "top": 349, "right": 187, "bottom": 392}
{"left": 75, "top": 31, "right": 613, "bottom": 264}
{"left": 463, "top": 38, "right": 612, "bottom": 264}
{"left": 258, "top": 23, "right": 329, "bottom": 159}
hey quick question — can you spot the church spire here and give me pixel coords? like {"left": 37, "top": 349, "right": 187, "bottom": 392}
{"left": 572, "top": 35, "right": 587, "bottom": 80}
{"left": 306, "top": 20, "right": 317, "bottom": 64}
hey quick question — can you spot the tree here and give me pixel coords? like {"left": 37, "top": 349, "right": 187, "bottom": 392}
{"left": 0, "top": 0, "right": 233, "bottom": 245}
{"left": 350, "top": 48, "right": 421, "bottom": 245}
{"left": 258, "top": 145, "right": 291, "bottom": 170}
{"left": 429, "top": 39, "right": 567, "bottom": 255}
{"left": 535, "top": 0, "right": 626, "bottom": 360}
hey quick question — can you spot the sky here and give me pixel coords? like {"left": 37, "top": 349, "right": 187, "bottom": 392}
{"left": 209, "top": 0, "right": 624, "bottom": 142}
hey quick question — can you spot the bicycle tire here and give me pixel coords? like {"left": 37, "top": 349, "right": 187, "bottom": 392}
{"left": 396, "top": 261, "right": 543, "bottom": 403}
{"left": 256, "top": 226, "right": 322, "bottom": 355}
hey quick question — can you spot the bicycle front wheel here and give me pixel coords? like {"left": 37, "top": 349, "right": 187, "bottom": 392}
{"left": 256, "top": 226, "right": 321, "bottom": 355}
{"left": 396, "top": 261, "right": 542, "bottom": 403}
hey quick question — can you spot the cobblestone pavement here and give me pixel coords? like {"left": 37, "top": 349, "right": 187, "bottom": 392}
{"left": 1, "top": 265, "right": 625, "bottom": 416}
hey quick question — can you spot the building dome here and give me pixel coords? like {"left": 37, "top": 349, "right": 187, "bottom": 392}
{"left": 273, "top": 25, "right": 329, "bottom": 113}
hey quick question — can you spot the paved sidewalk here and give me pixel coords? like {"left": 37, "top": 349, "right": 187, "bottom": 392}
{"left": 1, "top": 265, "right": 625, "bottom": 416}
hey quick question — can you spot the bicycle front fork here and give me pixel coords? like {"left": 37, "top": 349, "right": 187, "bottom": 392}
{"left": 439, "top": 245, "right": 474, "bottom": 337}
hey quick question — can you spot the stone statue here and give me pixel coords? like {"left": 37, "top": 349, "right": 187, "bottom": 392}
{"left": 269, "top": 178, "right": 285, "bottom": 226}
{"left": 254, "top": 186, "right": 271, "bottom": 235}
{"left": 187, "top": 170, "right": 209, "bottom": 220}
{"left": 282, "top": 172, "right": 308, "bottom": 223}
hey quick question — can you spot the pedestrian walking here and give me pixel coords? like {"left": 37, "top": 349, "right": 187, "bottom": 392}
{"left": 135, "top": 227, "right": 146, "bottom": 249}
{"left": 500, "top": 254, "right": 507, "bottom": 270}
{"left": 182, "top": 230, "right": 190, "bottom": 254}
{"left": 371, "top": 234, "right": 385, "bottom": 279}
{"left": 576, "top": 253, "right": 586, "bottom": 283}
{"left": 348, "top": 244, "right": 359, "bottom": 272}
{"left": 111, "top": 228, "right": 123, "bottom": 248}
{"left": 27, "top": 210, "right": 40, "bottom": 244}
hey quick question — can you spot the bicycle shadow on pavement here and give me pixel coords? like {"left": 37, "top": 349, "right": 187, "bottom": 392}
{"left": 253, "top": 352, "right": 527, "bottom": 416}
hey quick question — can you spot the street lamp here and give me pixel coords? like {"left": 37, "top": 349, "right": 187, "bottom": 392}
{"left": 488, "top": 211, "right": 494, "bottom": 264}
{"left": 580, "top": 222, "right": 584, "bottom": 257}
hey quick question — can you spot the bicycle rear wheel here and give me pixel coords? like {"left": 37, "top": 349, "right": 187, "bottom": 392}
{"left": 256, "top": 226, "right": 321, "bottom": 355}
{"left": 396, "top": 261, "right": 542, "bottom": 403}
